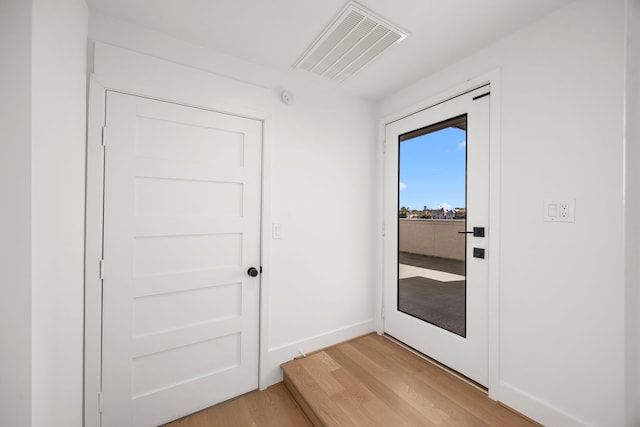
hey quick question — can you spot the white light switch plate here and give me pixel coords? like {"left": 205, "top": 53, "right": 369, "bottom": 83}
{"left": 544, "top": 199, "right": 575, "bottom": 222}
{"left": 272, "top": 223, "right": 283, "bottom": 239}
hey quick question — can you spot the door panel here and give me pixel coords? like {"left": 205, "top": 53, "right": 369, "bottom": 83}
{"left": 384, "top": 86, "right": 490, "bottom": 386}
{"left": 398, "top": 114, "right": 468, "bottom": 337}
{"left": 101, "top": 92, "right": 262, "bottom": 427}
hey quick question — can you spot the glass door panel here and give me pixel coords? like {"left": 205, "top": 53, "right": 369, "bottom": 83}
{"left": 398, "top": 115, "right": 467, "bottom": 337}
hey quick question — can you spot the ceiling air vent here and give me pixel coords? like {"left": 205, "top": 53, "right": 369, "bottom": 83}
{"left": 294, "top": 1, "right": 408, "bottom": 82}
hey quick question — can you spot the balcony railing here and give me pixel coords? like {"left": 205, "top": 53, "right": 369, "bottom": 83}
{"left": 399, "top": 219, "right": 465, "bottom": 261}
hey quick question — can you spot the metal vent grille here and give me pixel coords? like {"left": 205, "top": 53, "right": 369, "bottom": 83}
{"left": 294, "top": 1, "right": 408, "bottom": 82}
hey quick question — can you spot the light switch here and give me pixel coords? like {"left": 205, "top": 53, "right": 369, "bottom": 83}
{"left": 272, "top": 223, "right": 283, "bottom": 239}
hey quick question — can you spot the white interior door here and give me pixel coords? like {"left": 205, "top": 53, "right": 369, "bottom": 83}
{"left": 383, "top": 86, "right": 490, "bottom": 386}
{"left": 101, "top": 92, "right": 262, "bottom": 427}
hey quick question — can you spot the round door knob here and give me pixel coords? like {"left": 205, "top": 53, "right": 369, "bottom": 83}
{"left": 247, "top": 267, "right": 259, "bottom": 277}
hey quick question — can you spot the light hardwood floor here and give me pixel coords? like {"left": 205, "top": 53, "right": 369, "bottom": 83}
{"left": 162, "top": 382, "right": 311, "bottom": 427}
{"left": 282, "top": 333, "right": 539, "bottom": 426}
{"left": 164, "top": 333, "right": 539, "bottom": 426}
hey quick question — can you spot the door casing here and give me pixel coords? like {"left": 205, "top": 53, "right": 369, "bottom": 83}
{"left": 377, "top": 70, "right": 502, "bottom": 399}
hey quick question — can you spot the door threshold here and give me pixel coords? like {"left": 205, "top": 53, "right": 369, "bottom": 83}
{"left": 383, "top": 333, "right": 487, "bottom": 393}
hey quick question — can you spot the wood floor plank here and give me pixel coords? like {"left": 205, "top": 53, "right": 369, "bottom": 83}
{"left": 362, "top": 334, "right": 539, "bottom": 426}
{"left": 162, "top": 383, "right": 311, "bottom": 427}
{"left": 282, "top": 357, "right": 357, "bottom": 426}
{"left": 331, "top": 369, "right": 407, "bottom": 427}
{"left": 299, "top": 352, "right": 345, "bottom": 396}
{"left": 283, "top": 373, "right": 323, "bottom": 427}
{"left": 325, "top": 346, "right": 440, "bottom": 426}
{"left": 346, "top": 336, "right": 491, "bottom": 426}
{"left": 337, "top": 340, "right": 462, "bottom": 426}
{"left": 245, "top": 383, "right": 312, "bottom": 427}
{"left": 324, "top": 356, "right": 410, "bottom": 427}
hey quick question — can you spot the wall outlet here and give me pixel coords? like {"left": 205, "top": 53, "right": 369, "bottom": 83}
{"left": 544, "top": 199, "right": 575, "bottom": 222}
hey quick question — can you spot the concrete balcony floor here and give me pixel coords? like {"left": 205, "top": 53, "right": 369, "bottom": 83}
{"left": 398, "top": 252, "right": 466, "bottom": 337}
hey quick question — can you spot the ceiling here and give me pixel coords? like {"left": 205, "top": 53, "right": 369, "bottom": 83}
{"left": 85, "top": 0, "right": 575, "bottom": 101}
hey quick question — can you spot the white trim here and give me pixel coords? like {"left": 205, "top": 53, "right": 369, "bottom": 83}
{"left": 92, "top": 42, "right": 271, "bottom": 121}
{"left": 84, "top": 76, "right": 107, "bottom": 427}
{"left": 379, "top": 75, "right": 495, "bottom": 127}
{"left": 374, "top": 131, "right": 385, "bottom": 335}
{"left": 499, "top": 382, "right": 591, "bottom": 427}
{"left": 486, "top": 69, "right": 502, "bottom": 401}
{"left": 258, "top": 115, "right": 274, "bottom": 390}
{"left": 83, "top": 43, "right": 275, "bottom": 423}
{"left": 376, "top": 68, "right": 502, "bottom": 398}
{"left": 260, "top": 319, "right": 375, "bottom": 387}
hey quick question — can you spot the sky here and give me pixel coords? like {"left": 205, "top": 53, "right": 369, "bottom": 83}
{"left": 399, "top": 126, "right": 466, "bottom": 211}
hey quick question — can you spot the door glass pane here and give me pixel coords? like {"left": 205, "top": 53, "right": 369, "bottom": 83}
{"left": 398, "top": 114, "right": 467, "bottom": 337}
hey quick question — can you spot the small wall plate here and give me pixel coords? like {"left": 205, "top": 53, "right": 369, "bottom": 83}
{"left": 543, "top": 199, "right": 575, "bottom": 222}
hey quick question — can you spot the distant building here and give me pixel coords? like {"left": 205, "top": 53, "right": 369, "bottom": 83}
{"left": 432, "top": 208, "right": 455, "bottom": 219}
{"left": 398, "top": 206, "right": 463, "bottom": 220}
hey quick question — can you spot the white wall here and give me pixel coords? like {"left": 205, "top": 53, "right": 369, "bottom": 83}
{"left": 0, "top": 1, "right": 32, "bottom": 426}
{"left": 380, "top": 1, "right": 626, "bottom": 426}
{"left": 88, "top": 13, "right": 378, "bottom": 389}
{"left": 0, "top": 2, "right": 87, "bottom": 426}
{"left": 31, "top": 0, "right": 88, "bottom": 426}
{"left": 625, "top": 0, "right": 640, "bottom": 425}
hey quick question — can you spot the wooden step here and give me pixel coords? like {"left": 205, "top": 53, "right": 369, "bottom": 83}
{"left": 282, "top": 350, "right": 374, "bottom": 426}
{"left": 281, "top": 333, "right": 540, "bottom": 427}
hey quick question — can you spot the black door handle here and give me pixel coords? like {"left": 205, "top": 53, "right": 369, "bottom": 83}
{"left": 458, "top": 227, "right": 485, "bottom": 237}
{"left": 247, "top": 267, "right": 259, "bottom": 277}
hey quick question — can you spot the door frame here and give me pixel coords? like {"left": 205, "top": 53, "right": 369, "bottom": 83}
{"left": 376, "top": 69, "right": 502, "bottom": 399}
{"left": 84, "top": 45, "right": 274, "bottom": 426}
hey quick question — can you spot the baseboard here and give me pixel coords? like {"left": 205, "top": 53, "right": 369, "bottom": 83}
{"left": 497, "top": 382, "right": 590, "bottom": 427}
{"left": 259, "top": 319, "right": 375, "bottom": 389}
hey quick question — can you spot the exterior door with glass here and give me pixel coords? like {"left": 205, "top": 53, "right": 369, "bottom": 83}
{"left": 383, "top": 86, "right": 490, "bottom": 386}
